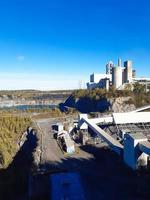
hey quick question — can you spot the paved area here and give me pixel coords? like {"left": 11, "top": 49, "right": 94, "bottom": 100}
{"left": 33, "top": 117, "right": 150, "bottom": 200}
{"left": 35, "top": 118, "right": 94, "bottom": 170}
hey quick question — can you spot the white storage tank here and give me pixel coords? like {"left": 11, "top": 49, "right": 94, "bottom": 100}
{"left": 124, "top": 60, "right": 133, "bottom": 83}
{"left": 112, "top": 66, "right": 123, "bottom": 89}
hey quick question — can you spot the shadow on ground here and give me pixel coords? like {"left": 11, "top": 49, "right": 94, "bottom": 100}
{"left": 0, "top": 129, "right": 38, "bottom": 200}
{"left": 0, "top": 133, "right": 150, "bottom": 200}
{"left": 33, "top": 145, "right": 150, "bottom": 200}
{"left": 61, "top": 96, "right": 111, "bottom": 113}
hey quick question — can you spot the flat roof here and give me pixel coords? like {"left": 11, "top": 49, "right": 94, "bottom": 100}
{"left": 113, "top": 112, "right": 150, "bottom": 124}
{"left": 126, "top": 132, "right": 147, "bottom": 140}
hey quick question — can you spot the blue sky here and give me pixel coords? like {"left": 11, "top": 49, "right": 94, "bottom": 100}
{"left": 0, "top": 0, "right": 150, "bottom": 90}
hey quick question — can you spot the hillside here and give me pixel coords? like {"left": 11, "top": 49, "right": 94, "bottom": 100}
{"left": 63, "top": 84, "right": 150, "bottom": 113}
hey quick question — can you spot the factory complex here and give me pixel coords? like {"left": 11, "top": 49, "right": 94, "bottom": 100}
{"left": 87, "top": 58, "right": 150, "bottom": 90}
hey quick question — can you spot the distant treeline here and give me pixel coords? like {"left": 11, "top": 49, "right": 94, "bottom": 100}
{"left": 0, "top": 89, "right": 73, "bottom": 100}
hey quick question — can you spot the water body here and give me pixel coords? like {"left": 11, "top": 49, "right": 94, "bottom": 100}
{"left": 0, "top": 104, "right": 58, "bottom": 111}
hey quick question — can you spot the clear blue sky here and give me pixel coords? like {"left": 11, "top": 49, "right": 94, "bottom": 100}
{"left": 0, "top": 0, "right": 150, "bottom": 90}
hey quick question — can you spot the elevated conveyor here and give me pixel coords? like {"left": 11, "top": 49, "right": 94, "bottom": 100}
{"left": 81, "top": 117, "right": 123, "bottom": 155}
{"left": 90, "top": 116, "right": 113, "bottom": 124}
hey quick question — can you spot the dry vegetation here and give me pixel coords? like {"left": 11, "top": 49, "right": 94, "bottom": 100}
{"left": 72, "top": 83, "right": 150, "bottom": 108}
{"left": 32, "top": 107, "right": 78, "bottom": 119}
{"left": 0, "top": 115, "right": 32, "bottom": 168}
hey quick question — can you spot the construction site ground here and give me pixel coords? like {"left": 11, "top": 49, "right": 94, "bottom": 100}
{"left": 30, "top": 117, "right": 150, "bottom": 200}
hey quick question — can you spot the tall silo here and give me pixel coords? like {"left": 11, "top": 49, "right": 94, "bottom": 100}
{"left": 106, "top": 61, "right": 113, "bottom": 74}
{"left": 124, "top": 60, "right": 133, "bottom": 83}
{"left": 112, "top": 66, "right": 123, "bottom": 89}
{"left": 118, "top": 58, "right": 122, "bottom": 67}
{"left": 132, "top": 70, "right": 136, "bottom": 78}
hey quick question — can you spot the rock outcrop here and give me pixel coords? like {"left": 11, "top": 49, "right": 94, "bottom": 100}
{"left": 110, "top": 97, "right": 136, "bottom": 112}
{"left": 63, "top": 95, "right": 136, "bottom": 113}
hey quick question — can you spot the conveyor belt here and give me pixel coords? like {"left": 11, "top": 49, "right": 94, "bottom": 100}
{"left": 81, "top": 117, "right": 123, "bottom": 155}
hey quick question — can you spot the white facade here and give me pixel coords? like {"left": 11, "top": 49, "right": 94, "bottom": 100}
{"left": 124, "top": 133, "right": 148, "bottom": 170}
{"left": 87, "top": 73, "right": 111, "bottom": 90}
{"left": 90, "top": 73, "right": 111, "bottom": 83}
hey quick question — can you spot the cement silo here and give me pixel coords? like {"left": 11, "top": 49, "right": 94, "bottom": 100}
{"left": 112, "top": 66, "right": 123, "bottom": 89}
{"left": 124, "top": 60, "right": 133, "bottom": 83}
{"left": 132, "top": 70, "right": 136, "bottom": 78}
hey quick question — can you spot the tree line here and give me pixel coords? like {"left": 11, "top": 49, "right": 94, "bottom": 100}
{"left": 71, "top": 83, "right": 150, "bottom": 107}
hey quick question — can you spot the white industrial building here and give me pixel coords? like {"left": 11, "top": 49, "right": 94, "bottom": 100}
{"left": 78, "top": 105, "right": 150, "bottom": 170}
{"left": 87, "top": 58, "right": 150, "bottom": 90}
{"left": 87, "top": 73, "right": 111, "bottom": 90}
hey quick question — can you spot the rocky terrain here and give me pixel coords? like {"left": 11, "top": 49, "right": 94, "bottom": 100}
{"left": 62, "top": 88, "right": 147, "bottom": 113}
{"left": 63, "top": 95, "right": 136, "bottom": 113}
{"left": 110, "top": 97, "right": 136, "bottom": 112}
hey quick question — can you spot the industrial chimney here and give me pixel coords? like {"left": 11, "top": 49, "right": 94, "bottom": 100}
{"left": 118, "top": 58, "right": 122, "bottom": 67}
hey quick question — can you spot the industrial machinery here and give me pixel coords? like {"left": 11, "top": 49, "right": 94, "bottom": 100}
{"left": 52, "top": 123, "right": 75, "bottom": 154}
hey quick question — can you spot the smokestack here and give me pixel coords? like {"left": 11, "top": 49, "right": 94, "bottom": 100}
{"left": 118, "top": 58, "right": 122, "bottom": 67}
